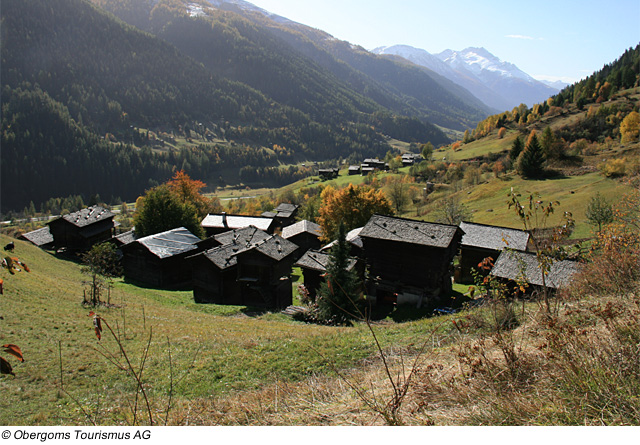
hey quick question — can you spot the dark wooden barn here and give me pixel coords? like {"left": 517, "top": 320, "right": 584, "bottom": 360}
{"left": 490, "top": 250, "right": 581, "bottom": 294}
{"left": 190, "top": 232, "right": 298, "bottom": 309}
{"left": 262, "top": 203, "right": 299, "bottom": 229}
{"left": 294, "top": 249, "right": 360, "bottom": 300}
{"left": 318, "top": 168, "right": 339, "bottom": 180}
{"left": 200, "top": 213, "right": 275, "bottom": 237}
{"left": 47, "top": 206, "right": 116, "bottom": 253}
{"left": 359, "top": 214, "right": 463, "bottom": 306}
{"left": 458, "top": 221, "right": 531, "bottom": 284}
{"left": 191, "top": 242, "right": 245, "bottom": 305}
{"left": 282, "top": 220, "right": 322, "bottom": 257}
{"left": 120, "top": 227, "right": 201, "bottom": 289}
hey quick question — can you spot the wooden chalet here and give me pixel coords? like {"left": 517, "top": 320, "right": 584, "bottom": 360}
{"left": 261, "top": 203, "right": 299, "bottom": 230}
{"left": 294, "top": 249, "right": 360, "bottom": 299}
{"left": 201, "top": 213, "right": 275, "bottom": 237}
{"left": 348, "top": 165, "right": 361, "bottom": 175}
{"left": 401, "top": 153, "right": 422, "bottom": 166}
{"left": 281, "top": 220, "right": 322, "bottom": 257}
{"left": 318, "top": 168, "right": 339, "bottom": 180}
{"left": 457, "top": 221, "right": 531, "bottom": 284}
{"left": 359, "top": 214, "right": 463, "bottom": 306}
{"left": 121, "top": 227, "right": 201, "bottom": 289}
{"left": 490, "top": 250, "right": 581, "bottom": 294}
{"left": 190, "top": 232, "right": 298, "bottom": 309}
{"left": 20, "top": 226, "right": 54, "bottom": 249}
{"left": 47, "top": 206, "right": 116, "bottom": 253}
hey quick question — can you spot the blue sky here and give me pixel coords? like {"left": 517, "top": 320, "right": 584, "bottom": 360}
{"left": 247, "top": 0, "right": 640, "bottom": 83}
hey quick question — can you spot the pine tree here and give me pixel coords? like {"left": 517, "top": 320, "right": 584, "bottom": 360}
{"left": 509, "top": 135, "right": 524, "bottom": 161}
{"left": 516, "top": 133, "right": 546, "bottom": 178}
{"left": 316, "top": 223, "right": 363, "bottom": 325}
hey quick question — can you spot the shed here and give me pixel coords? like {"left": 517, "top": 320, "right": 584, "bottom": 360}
{"left": 201, "top": 213, "right": 275, "bottom": 236}
{"left": 294, "top": 249, "right": 360, "bottom": 299}
{"left": 282, "top": 220, "right": 322, "bottom": 256}
{"left": 359, "top": 214, "right": 463, "bottom": 305}
{"left": 348, "top": 165, "right": 361, "bottom": 175}
{"left": 458, "top": 221, "right": 531, "bottom": 284}
{"left": 121, "top": 227, "right": 201, "bottom": 288}
{"left": 47, "top": 206, "right": 115, "bottom": 252}
{"left": 20, "top": 226, "right": 55, "bottom": 249}
{"left": 490, "top": 250, "right": 581, "bottom": 292}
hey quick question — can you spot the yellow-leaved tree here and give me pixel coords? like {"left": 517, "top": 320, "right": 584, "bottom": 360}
{"left": 317, "top": 184, "right": 393, "bottom": 242}
{"left": 620, "top": 111, "right": 640, "bottom": 143}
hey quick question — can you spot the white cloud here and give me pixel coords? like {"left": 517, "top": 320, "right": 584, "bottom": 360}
{"left": 505, "top": 34, "right": 544, "bottom": 41}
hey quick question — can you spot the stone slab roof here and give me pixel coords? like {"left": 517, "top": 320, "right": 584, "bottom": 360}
{"left": 202, "top": 243, "right": 245, "bottom": 270}
{"left": 294, "top": 249, "right": 357, "bottom": 272}
{"left": 490, "top": 250, "right": 581, "bottom": 289}
{"left": 57, "top": 206, "right": 115, "bottom": 228}
{"left": 200, "top": 233, "right": 297, "bottom": 269}
{"left": 359, "top": 214, "right": 460, "bottom": 248}
{"left": 459, "top": 221, "right": 530, "bottom": 252}
{"left": 214, "top": 226, "right": 270, "bottom": 248}
{"left": 115, "top": 230, "right": 138, "bottom": 246}
{"left": 250, "top": 234, "right": 298, "bottom": 261}
{"left": 282, "top": 220, "right": 321, "bottom": 239}
{"left": 20, "top": 227, "right": 54, "bottom": 247}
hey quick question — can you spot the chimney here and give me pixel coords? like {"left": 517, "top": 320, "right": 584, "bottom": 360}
{"left": 222, "top": 212, "right": 228, "bottom": 229}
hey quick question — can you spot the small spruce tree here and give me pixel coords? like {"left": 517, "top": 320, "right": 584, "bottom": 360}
{"left": 316, "top": 223, "right": 363, "bottom": 325}
{"left": 509, "top": 135, "right": 524, "bottom": 161}
{"left": 516, "top": 133, "right": 546, "bottom": 178}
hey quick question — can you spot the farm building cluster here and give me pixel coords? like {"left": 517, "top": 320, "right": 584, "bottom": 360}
{"left": 20, "top": 205, "right": 581, "bottom": 311}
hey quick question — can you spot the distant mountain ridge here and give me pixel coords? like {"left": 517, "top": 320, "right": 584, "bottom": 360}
{"left": 373, "top": 44, "right": 560, "bottom": 111}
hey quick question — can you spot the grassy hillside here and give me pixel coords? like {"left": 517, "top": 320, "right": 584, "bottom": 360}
{"left": 2, "top": 229, "right": 638, "bottom": 425}
{"left": 0, "top": 234, "right": 455, "bottom": 425}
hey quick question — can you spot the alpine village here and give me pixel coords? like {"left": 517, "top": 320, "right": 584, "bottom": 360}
{"left": 1, "top": 0, "right": 639, "bottom": 428}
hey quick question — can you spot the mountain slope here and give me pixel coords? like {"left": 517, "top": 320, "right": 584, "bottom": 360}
{"left": 373, "top": 45, "right": 559, "bottom": 111}
{"left": 92, "top": 0, "right": 492, "bottom": 132}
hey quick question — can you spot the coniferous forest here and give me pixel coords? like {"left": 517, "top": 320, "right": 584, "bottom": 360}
{"left": 1, "top": 0, "right": 478, "bottom": 214}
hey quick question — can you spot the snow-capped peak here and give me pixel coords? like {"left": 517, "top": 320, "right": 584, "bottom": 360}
{"left": 437, "top": 47, "right": 533, "bottom": 82}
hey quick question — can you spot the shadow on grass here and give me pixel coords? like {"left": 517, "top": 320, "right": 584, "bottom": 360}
{"left": 368, "top": 289, "right": 471, "bottom": 323}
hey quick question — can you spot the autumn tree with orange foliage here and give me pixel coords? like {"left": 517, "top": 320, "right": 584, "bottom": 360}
{"left": 134, "top": 170, "right": 221, "bottom": 238}
{"left": 317, "top": 184, "right": 393, "bottom": 242}
{"left": 166, "top": 170, "right": 222, "bottom": 218}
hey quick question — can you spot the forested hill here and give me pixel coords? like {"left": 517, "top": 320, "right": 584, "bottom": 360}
{"left": 2, "top": 0, "right": 459, "bottom": 213}
{"left": 91, "top": 0, "right": 492, "bottom": 132}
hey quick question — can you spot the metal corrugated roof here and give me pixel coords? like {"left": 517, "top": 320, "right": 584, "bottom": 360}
{"left": 201, "top": 214, "right": 274, "bottom": 231}
{"left": 135, "top": 227, "right": 200, "bottom": 259}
